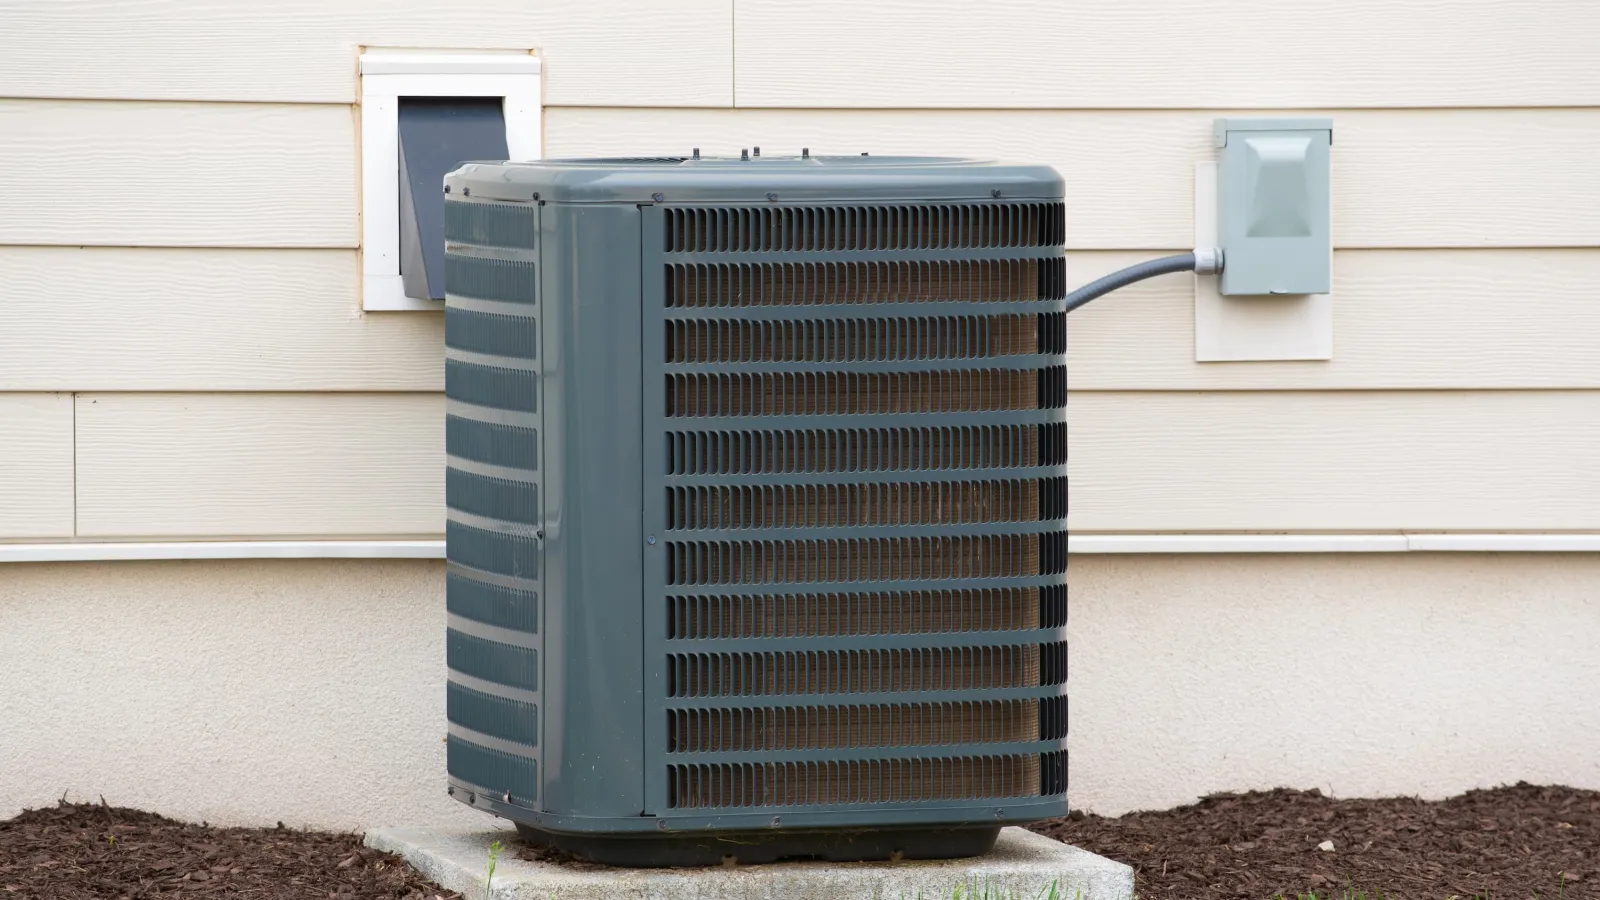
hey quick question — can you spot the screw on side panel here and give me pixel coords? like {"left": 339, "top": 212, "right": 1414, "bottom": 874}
{"left": 753, "top": 146, "right": 760, "bottom": 157}
{"left": 652, "top": 192, "right": 665, "bottom": 202}
{"left": 741, "top": 149, "right": 749, "bottom": 161}
{"left": 767, "top": 192, "right": 778, "bottom": 202}
{"left": 443, "top": 185, "right": 451, "bottom": 194}
{"left": 802, "top": 148, "right": 809, "bottom": 158}
{"left": 462, "top": 187, "right": 471, "bottom": 197}
{"left": 991, "top": 189, "right": 1003, "bottom": 198}
{"left": 692, "top": 147, "right": 700, "bottom": 159}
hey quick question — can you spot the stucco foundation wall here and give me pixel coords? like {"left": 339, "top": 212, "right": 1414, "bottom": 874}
{"left": 1071, "top": 552, "right": 1600, "bottom": 814}
{"left": 0, "top": 559, "right": 478, "bottom": 830}
{"left": 4, "top": 553, "right": 1598, "bottom": 827}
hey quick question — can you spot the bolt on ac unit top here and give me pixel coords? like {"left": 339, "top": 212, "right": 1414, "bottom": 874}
{"left": 442, "top": 154, "right": 1068, "bottom": 867}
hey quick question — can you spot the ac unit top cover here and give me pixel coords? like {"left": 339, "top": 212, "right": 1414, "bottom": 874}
{"left": 446, "top": 154, "right": 1064, "bottom": 203}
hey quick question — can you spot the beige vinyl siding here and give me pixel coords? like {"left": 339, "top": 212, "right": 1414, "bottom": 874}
{"left": 74, "top": 394, "right": 443, "bottom": 538}
{"left": 0, "top": 394, "right": 75, "bottom": 538}
{"left": 1064, "top": 249, "right": 1600, "bottom": 391}
{"left": 5, "top": 246, "right": 1599, "bottom": 393}
{"left": 0, "top": 248, "right": 442, "bottom": 392}
{"left": 545, "top": 108, "right": 1600, "bottom": 249}
{"left": 5, "top": 1, "right": 1589, "bottom": 110}
{"left": 10, "top": 102, "right": 1599, "bottom": 252}
{"left": 1, "top": 0, "right": 1596, "bottom": 542}
{"left": 61, "top": 390, "right": 1600, "bottom": 539}
{"left": 0, "top": 100, "right": 355, "bottom": 248}
{"left": 1069, "top": 391, "right": 1600, "bottom": 532}
{"left": 0, "top": 0, "right": 733, "bottom": 106}
{"left": 732, "top": 0, "right": 1600, "bottom": 108}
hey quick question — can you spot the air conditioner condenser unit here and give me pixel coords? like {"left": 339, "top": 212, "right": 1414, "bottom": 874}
{"left": 442, "top": 154, "right": 1068, "bottom": 866}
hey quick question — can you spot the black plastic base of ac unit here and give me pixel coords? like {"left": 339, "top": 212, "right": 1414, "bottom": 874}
{"left": 514, "top": 822, "right": 1002, "bottom": 868}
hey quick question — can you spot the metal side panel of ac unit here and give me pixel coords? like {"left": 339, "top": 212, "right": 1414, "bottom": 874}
{"left": 443, "top": 196, "right": 547, "bottom": 812}
{"left": 531, "top": 201, "right": 648, "bottom": 822}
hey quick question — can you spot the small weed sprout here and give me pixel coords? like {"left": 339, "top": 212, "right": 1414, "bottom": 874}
{"left": 485, "top": 839, "right": 504, "bottom": 900}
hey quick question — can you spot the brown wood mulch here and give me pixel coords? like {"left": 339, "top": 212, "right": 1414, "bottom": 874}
{"left": 0, "top": 801, "right": 461, "bottom": 899}
{"left": 1031, "top": 782, "right": 1598, "bottom": 899}
{"left": 6, "top": 783, "right": 1597, "bottom": 898}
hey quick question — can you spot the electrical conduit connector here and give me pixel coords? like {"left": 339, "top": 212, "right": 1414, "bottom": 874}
{"left": 1062, "top": 249, "right": 1226, "bottom": 314}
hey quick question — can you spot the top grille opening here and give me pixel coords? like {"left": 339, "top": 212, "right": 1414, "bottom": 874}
{"left": 666, "top": 203, "right": 1066, "bottom": 253}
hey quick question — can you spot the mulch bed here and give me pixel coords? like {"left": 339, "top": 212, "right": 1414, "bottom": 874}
{"left": 7, "top": 784, "right": 1597, "bottom": 898}
{"left": 0, "top": 801, "right": 461, "bottom": 899}
{"left": 1031, "top": 782, "right": 1598, "bottom": 899}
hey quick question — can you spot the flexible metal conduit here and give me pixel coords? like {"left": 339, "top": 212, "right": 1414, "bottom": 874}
{"left": 1064, "top": 249, "right": 1222, "bottom": 314}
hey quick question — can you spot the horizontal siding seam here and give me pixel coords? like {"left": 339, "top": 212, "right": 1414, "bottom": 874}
{"left": 7, "top": 536, "right": 1600, "bottom": 561}
{"left": 0, "top": 96, "right": 357, "bottom": 108}
{"left": 556, "top": 104, "right": 1600, "bottom": 114}
{"left": 0, "top": 242, "right": 360, "bottom": 251}
{"left": 4, "top": 243, "right": 1596, "bottom": 253}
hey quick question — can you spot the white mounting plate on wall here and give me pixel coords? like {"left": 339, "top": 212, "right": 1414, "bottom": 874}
{"left": 359, "top": 49, "right": 542, "bottom": 312}
{"left": 1194, "top": 160, "right": 1332, "bottom": 361}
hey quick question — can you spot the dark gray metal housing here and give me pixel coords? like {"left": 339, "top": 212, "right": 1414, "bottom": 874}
{"left": 443, "top": 155, "right": 1068, "bottom": 866}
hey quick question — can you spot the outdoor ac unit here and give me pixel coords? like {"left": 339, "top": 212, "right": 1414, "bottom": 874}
{"left": 443, "top": 154, "right": 1068, "bottom": 866}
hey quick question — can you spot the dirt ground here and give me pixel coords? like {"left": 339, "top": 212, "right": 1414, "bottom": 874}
{"left": 0, "top": 801, "right": 459, "bottom": 899}
{"left": 1031, "top": 782, "right": 1598, "bottom": 899}
{"left": 5, "top": 783, "right": 1595, "bottom": 898}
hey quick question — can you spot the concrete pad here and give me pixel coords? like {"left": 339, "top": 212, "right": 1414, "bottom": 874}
{"left": 365, "top": 825, "right": 1134, "bottom": 900}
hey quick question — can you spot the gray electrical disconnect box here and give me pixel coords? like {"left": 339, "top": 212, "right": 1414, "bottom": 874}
{"left": 1214, "top": 117, "right": 1332, "bottom": 296}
